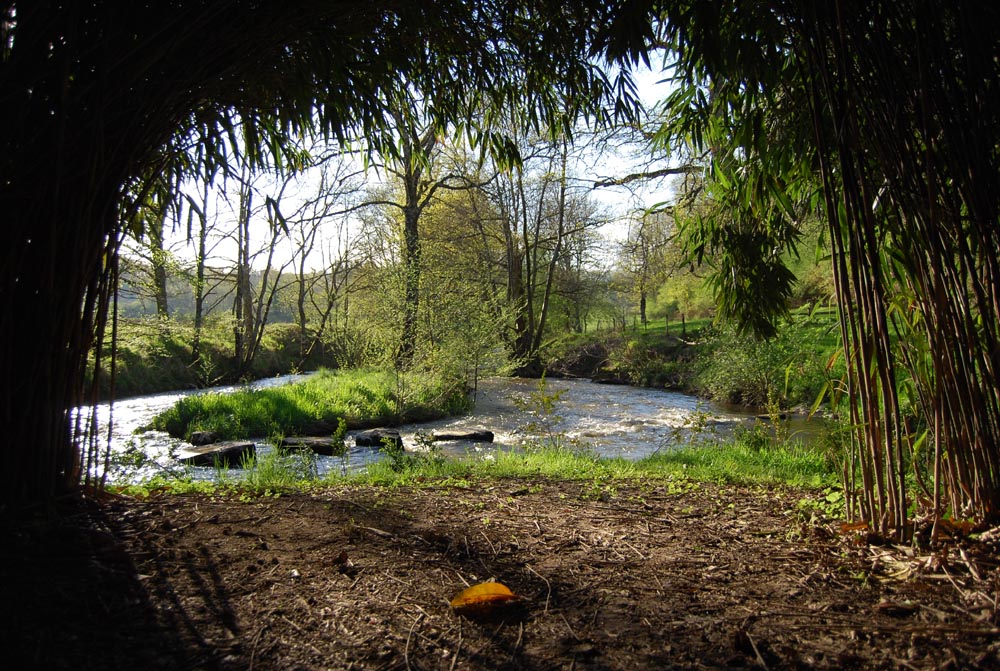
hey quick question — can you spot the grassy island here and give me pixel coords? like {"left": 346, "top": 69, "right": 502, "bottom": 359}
{"left": 146, "top": 367, "right": 470, "bottom": 441}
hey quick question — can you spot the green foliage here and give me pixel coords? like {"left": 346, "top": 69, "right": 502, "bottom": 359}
{"left": 91, "top": 317, "right": 313, "bottom": 398}
{"left": 694, "top": 307, "right": 843, "bottom": 408}
{"left": 514, "top": 376, "right": 566, "bottom": 450}
{"left": 241, "top": 447, "right": 319, "bottom": 494}
{"left": 345, "top": 433, "right": 840, "bottom": 491}
{"left": 795, "top": 487, "right": 847, "bottom": 523}
{"left": 642, "top": 432, "right": 839, "bottom": 489}
{"left": 605, "top": 335, "right": 690, "bottom": 388}
{"left": 364, "top": 434, "right": 447, "bottom": 478}
{"left": 652, "top": 274, "right": 716, "bottom": 325}
{"left": 551, "top": 305, "right": 842, "bottom": 414}
{"left": 147, "top": 367, "right": 468, "bottom": 440}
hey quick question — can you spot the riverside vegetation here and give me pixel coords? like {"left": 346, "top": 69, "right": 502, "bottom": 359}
{"left": 115, "top": 302, "right": 851, "bottom": 501}
{"left": 146, "top": 367, "right": 470, "bottom": 442}
{"left": 125, "top": 318, "right": 847, "bottom": 510}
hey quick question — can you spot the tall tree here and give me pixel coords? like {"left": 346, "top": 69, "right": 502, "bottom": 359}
{"left": 0, "top": 0, "right": 649, "bottom": 507}
{"left": 620, "top": 210, "right": 673, "bottom": 328}
{"left": 284, "top": 150, "right": 365, "bottom": 366}
{"left": 486, "top": 132, "right": 603, "bottom": 372}
{"left": 366, "top": 97, "right": 481, "bottom": 367}
{"left": 184, "top": 177, "right": 216, "bottom": 371}
{"left": 226, "top": 157, "right": 298, "bottom": 377}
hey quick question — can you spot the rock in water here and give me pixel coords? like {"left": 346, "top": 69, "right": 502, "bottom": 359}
{"left": 279, "top": 436, "right": 347, "bottom": 456}
{"left": 178, "top": 441, "right": 255, "bottom": 467}
{"left": 189, "top": 430, "right": 218, "bottom": 446}
{"left": 354, "top": 429, "right": 403, "bottom": 450}
{"left": 429, "top": 429, "right": 494, "bottom": 443}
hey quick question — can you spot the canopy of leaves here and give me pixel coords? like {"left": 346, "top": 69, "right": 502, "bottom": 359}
{"left": 0, "top": 0, "right": 658, "bottom": 506}
{"left": 650, "top": 1, "right": 819, "bottom": 337}
{"left": 4, "top": 1, "right": 653, "bottom": 212}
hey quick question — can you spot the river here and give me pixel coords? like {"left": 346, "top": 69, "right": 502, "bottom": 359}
{"left": 82, "top": 374, "right": 808, "bottom": 484}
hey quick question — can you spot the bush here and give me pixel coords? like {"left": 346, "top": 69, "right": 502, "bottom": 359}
{"left": 693, "top": 308, "right": 843, "bottom": 408}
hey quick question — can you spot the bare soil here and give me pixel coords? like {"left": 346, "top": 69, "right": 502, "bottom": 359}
{"left": 4, "top": 479, "right": 999, "bottom": 670}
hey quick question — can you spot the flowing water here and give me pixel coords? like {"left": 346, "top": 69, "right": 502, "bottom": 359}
{"left": 83, "top": 374, "right": 815, "bottom": 484}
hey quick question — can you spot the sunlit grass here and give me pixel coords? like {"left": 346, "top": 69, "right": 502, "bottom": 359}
{"left": 116, "top": 418, "right": 842, "bottom": 499}
{"left": 343, "top": 432, "right": 840, "bottom": 491}
{"left": 637, "top": 442, "right": 836, "bottom": 488}
{"left": 146, "top": 367, "right": 469, "bottom": 440}
{"left": 239, "top": 448, "right": 320, "bottom": 494}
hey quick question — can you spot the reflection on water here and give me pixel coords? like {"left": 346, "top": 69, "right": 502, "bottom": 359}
{"left": 80, "top": 374, "right": 819, "bottom": 484}
{"left": 75, "top": 374, "right": 310, "bottom": 483}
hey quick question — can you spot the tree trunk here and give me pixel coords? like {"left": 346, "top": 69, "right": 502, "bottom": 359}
{"left": 150, "top": 218, "right": 169, "bottom": 318}
{"left": 530, "top": 140, "right": 568, "bottom": 354}
{"left": 234, "top": 185, "right": 254, "bottom": 377}
{"left": 397, "top": 203, "right": 421, "bottom": 368}
{"left": 191, "top": 195, "right": 209, "bottom": 370}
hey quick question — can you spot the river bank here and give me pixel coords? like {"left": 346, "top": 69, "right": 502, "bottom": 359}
{"left": 94, "top": 374, "right": 831, "bottom": 487}
{"left": 544, "top": 307, "right": 843, "bottom": 411}
{"left": 7, "top": 479, "right": 998, "bottom": 670}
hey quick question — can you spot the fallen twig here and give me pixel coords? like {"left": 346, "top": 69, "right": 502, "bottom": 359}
{"left": 404, "top": 613, "right": 425, "bottom": 671}
{"left": 526, "top": 564, "right": 551, "bottom": 615}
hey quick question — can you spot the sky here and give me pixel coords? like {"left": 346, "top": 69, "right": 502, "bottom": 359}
{"left": 149, "top": 64, "right": 679, "bottom": 275}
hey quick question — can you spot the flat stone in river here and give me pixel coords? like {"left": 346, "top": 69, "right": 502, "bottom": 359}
{"left": 178, "top": 441, "right": 255, "bottom": 467}
{"left": 279, "top": 436, "right": 346, "bottom": 456}
{"left": 429, "top": 429, "right": 495, "bottom": 443}
{"left": 354, "top": 428, "right": 403, "bottom": 450}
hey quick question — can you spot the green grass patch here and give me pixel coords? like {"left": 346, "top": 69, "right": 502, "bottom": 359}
{"left": 638, "top": 440, "right": 837, "bottom": 488}
{"left": 114, "top": 436, "right": 840, "bottom": 501}
{"left": 89, "top": 316, "right": 311, "bottom": 398}
{"left": 339, "top": 427, "right": 841, "bottom": 491}
{"left": 146, "top": 367, "right": 469, "bottom": 441}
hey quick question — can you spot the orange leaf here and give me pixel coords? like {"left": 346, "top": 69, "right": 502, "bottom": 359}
{"left": 450, "top": 581, "right": 520, "bottom": 618}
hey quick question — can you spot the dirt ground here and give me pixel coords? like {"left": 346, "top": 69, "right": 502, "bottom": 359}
{"left": 4, "top": 479, "right": 999, "bottom": 670}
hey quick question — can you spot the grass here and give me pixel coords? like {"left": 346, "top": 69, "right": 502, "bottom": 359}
{"left": 691, "top": 305, "right": 845, "bottom": 408}
{"left": 146, "top": 367, "right": 470, "bottom": 441}
{"left": 546, "top": 306, "right": 843, "bottom": 409}
{"left": 115, "top": 430, "right": 843, "bottom": 503}
{"left": 356, "top": 423, "right": 839, "bottom": 490}
{"left": 638, "top": 440, "right": 837, "bottom": 488}
{"left": 89, "top": 316, "right": 311, "bottom": 398}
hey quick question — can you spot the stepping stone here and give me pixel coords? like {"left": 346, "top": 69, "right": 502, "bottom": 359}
{"left": 178, "top": 441, "right": 255, "bottom": 467}
{"left": 279, "top": 436, "right": 347, "bottom": 456}
{"left": 429, "top": 429, "right": 495, "bottom": 443}
{"left": 354, "top": 429, "right": 403, "bottom": 450}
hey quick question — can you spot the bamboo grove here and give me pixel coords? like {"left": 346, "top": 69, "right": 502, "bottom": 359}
{"left": 657, "top": 1, "right": 1000, "bottom": 538}
{"left": 3, "top": 2, "right": 998, "bottom": 540}
{"left": 0, "top": 1, "right": 649, "bottom": 508}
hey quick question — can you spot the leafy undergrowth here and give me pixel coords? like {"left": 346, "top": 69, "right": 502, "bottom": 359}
{"left": 6, "top": 481, "right": 998, "bottom": 670}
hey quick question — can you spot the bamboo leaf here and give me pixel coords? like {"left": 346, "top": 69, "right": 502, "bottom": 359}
{"left": 265, "top": 196, "right": 290, "bottom": 237}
